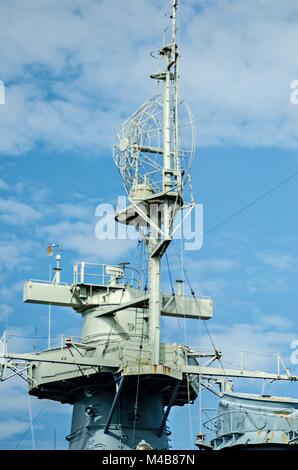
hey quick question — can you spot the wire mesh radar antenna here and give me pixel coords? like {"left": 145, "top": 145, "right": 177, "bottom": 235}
{"left": 113, "top": 0, "right": 195, "bottom": 200}
{"left": 113, "top": 95, "right": 196, "bottom": 196}
{"left": 114, "top": 0, "right": 196, "bottom": 365}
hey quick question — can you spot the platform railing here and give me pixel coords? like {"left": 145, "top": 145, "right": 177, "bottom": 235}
{"left": 73, "top": 262, "right": 143, "bottom": 289}
{"left": 203, "top": 407, "right": 298, "bottom": 438}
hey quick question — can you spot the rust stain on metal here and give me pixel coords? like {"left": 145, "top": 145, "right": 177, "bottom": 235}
{"left": 269, "top": 431, "right": 275, "bottom": 442}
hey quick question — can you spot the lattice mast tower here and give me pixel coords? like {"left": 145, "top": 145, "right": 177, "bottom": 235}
{"left": 114, "top": 0, "right": 194, "bottom": 366}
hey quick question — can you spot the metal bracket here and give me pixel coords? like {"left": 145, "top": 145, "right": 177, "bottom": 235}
{"left": 157, "top": 380, "right": 181, "bottom": 437}
{"left": 104, "top": 376, "right": 126, "bottom": 434}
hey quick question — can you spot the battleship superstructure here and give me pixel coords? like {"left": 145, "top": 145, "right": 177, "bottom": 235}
{"left": 1, "top": 0, "right": 298, "bottom": 451}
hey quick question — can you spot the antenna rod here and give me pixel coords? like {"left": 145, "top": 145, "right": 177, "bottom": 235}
{"left": 150, "top": 1, "right": 181, "bottom": 365}
{"left": 172, "top": 0, "right": 181, "bottom": 187}
{"left": 172, "top": 0, "right": 178, "bottom": 47}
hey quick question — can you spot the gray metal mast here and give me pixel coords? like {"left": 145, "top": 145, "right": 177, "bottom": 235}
{"left": 1, "top": 0, "right": 298, "bottom": 451}
{"left": 149, "top": 0, "right": 179, "bottom": 365}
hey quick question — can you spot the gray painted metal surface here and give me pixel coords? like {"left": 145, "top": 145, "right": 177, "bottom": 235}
{"left": 23, "top": 280, "right": 213, "bottom": 320}
{"left": 67, "top": 384, "right": 169, "bottom": 450}
{"left": 1, "top": 0, "right": 298, "bottom": 451}
{"left": 197, "top": 393, "right": 298, "bottom": 450}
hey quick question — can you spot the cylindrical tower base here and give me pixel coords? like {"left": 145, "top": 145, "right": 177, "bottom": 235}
{"left": 67, "top": 381, "right": 169, "bottom": 450}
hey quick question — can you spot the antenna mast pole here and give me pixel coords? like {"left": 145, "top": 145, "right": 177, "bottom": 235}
{"left": 163, "top": 0, "right": 179, "bottom": 196}
{"left": 149, "top": 0, "right": 180, "bottom": 365}
{"left": 172, "top": 0, "right": 181, "bottom": 189}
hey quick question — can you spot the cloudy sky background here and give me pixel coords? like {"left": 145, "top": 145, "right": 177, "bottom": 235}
{"left": 1, "top": 0, "right": 298, "bottom": 449}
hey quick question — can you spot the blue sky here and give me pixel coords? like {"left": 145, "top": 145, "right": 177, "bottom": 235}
{"left": 1, "top": 0, "right": 298, "bottom": 450}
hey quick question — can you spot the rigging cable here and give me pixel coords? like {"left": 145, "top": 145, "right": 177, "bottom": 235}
{"left": 165, "top": 251, "right": 182, "bottom": 332}
{"left": 27, "top": 393, "right": 36, "bottom": 450}
{"left": 205, "top": 169, "right": 298, "bottom": 236}
{"left": 15, "top": 400, "right": 49, "bottom": 449}
{"left": 15, "top": 383, "right": 89, "bottom": 449}
{"left": 131, "top": 265, "right": 148, "bottom": 448}
{"left": 178, "top": 210, "right": 194, "bottom": 448}
{"left": 175, "top": 250, "right": 228, "bottom": 379}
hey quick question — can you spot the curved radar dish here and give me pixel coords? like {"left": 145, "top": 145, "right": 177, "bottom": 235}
{"left": 113, "top": 94, "right": 196, "bottom": 196}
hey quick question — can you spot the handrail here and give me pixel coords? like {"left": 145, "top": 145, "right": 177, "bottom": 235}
{"left": 27, "top": 279, "right": 70, "bottom": 286}
{"left": 203, "top": 407, "right": 298, "bottom": 435}
{"left": 73, "top": 262, "right": 144, "bottom": 289}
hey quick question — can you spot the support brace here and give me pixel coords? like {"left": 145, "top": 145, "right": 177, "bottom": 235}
{"left": 104, "top": 376, "right": 126, "bottom": 434}
{"left": 157, "top": 380, "right": 181, "bottom": 437}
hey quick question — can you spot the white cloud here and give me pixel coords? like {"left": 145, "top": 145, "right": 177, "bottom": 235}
{"left": 0, "top": 198, "right": 42, "bottom": 225}
{"left": 0, "top": 378, "right": 28, "bottom": 414}
{"left": 162, "top": 316, "right": 295, "bottom": 373}
{"left": 182, "top": 0, "right": 298, "bottom": 148}
{"left": 195, "top": 322, "right": 295, "bottom": 373}
{"left": 0, "top": 237, "right": 39, "bottom": 272}
{"left": 185, "top": 257, "right": 240, "bottom": 273}
{"left": 0, "top": 420, "right": 30, "bottom": 440}
{"left": 260, "top": 314, "right": 292, "bottom": 331}
{"left": 0, "top": 0, "right": 297, "bottom": 156}
{"left": 40, "top": 220, "right": 135, "bottom": 261}
{"left": 5, "top": 327, "right": 36, "bottom": 354}
{"left": 54, "top": 203, "right": 92, "bottom": 221}
{"left": 0, "top": 281, "right": 23, "bottom": 304}
{"left": 255, "top": 250, "right": 298, "bottom": 271}
{"left": 245, "top": 267, "right": 291, "bottom": 293}
{"left": 12, "top": 180, "right": 50, "bottom": 204}
{"left": 0, "top": 191, "right": 135, "bottom": 283}
{"left": 0, "top": 0, "right": 161, "bottom": 156}
{"left": 0, "top": 304, "right": 13, "bottom": 321}
{"left": 0, "top": 376, "right": 47, "bottom": 447}
{"left": 193, "top": 278, "right": 228, "bottom": 297}
{"left": 0, "top": 179, "right": 9, "bottom": 190}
